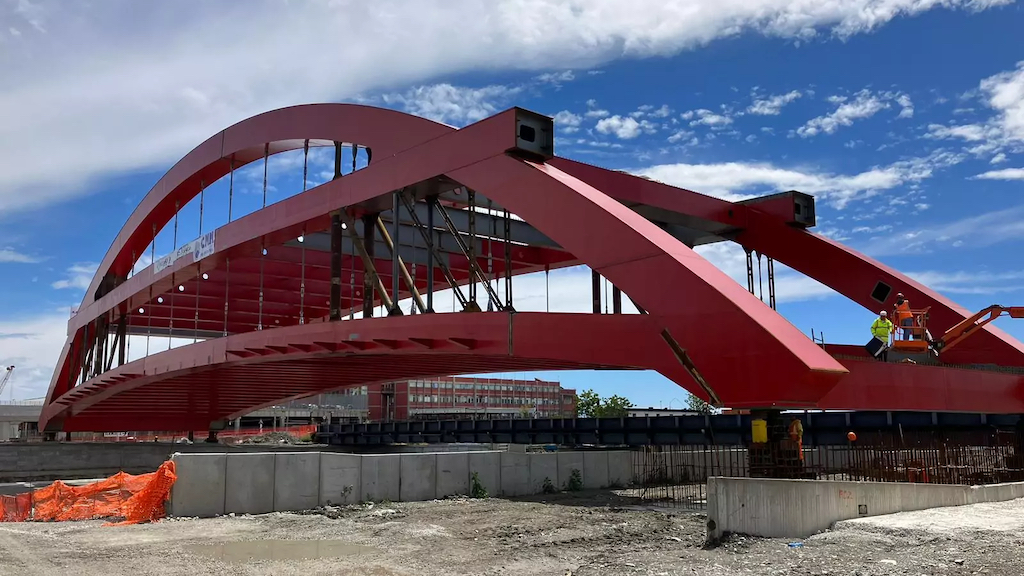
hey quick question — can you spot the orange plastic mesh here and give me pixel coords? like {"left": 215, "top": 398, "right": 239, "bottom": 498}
{"left": 0, "top": 493, "right": 32, "bottom": 522}
{"left": 1, "top": 460, "right": 177, "bottom": 525}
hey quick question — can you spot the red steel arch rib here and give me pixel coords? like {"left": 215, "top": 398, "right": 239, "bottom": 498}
{"left": 43, "top": 104, "right": 1024, "bottom": 432}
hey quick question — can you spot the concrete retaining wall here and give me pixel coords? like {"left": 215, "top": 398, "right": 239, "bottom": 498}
{"left": 707, "top": 476, "right": 1024, "bottom": 541}
{"left": 0, "top": 442, "right": 324, "bottom": 482}
{"left": 169, "top": 449, "right": 634, "bottom": 518}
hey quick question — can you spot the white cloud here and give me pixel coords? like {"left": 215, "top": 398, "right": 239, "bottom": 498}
{"left": 990, "top": 152, "right": 1008, "bottom": 164}
{"left": 796, "top": 89, "right": 890, "bottom": 137}
{"left": 51, "top": 262, "right": 98, "bottom": 290}
{"left": 747, "top": 90, "right": 803, "bottom": 115}
{"left": 925, "top": 61, "right": 1024, "bottom": 160}
{"left": 905, "top": 270, "right": 1024, "bottom": 295}
{"left": 584, "top": 99, "right": 610, "bottom": 119}
{"left": 686, "top": 108, "right": 733, "bottom": 128}
{"left": 0, "top": 312, "right": 70, "bottom": 400}
{"left": 667, "top": 129, "right": 697, "bottom": 145}
{"left": 634, "top": 150, "right": 962, "bottom": 208}
{"left": 379, "top": 83, "right": 521, "bottom": 126}
{"left": 972, "top": 168, "right": 1024, "bottom": 180}
{"left": 535, "top": 70, "right": 575, "bottom": 86}
{"left": 595, "top": 115, "right": 642, "bottom": 139}
{"left": 862, "top": 204, "right": 1024, "bottom": 256}
{"left": 553, "top": 110, "right": 583, "bottom": 134}
{"left": 0, "top": 247, "right": 40, "bottom": 263}
{"left": 2, "top": 0, "right": 1005, "bottom": 215}
{"left": 896, "top": 93, "right": 914, "bottom": 118}
{"left": 650, "top": 104, "right": 672, "bottom": 118}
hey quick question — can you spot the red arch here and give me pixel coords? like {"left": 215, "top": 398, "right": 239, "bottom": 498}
{"left": 43, "top": 103, "right": 1024, "bottom": 432}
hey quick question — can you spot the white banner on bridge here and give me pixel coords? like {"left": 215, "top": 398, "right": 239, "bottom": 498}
{"left": 153, "top": 230, "right": 216, "bottom": 274}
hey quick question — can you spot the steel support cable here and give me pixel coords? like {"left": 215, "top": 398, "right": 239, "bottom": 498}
{"left": 262, "top": 143, "right": 269, "bottom": 209}
{"left": 222, "top": 257, "right": 230, "bottom": 336}
{"left": 756, "top": 251, "right": 764, "bottom": 303}
{"left": 410, "top": 193, "right": 418, "bottom": 315}
{"left": 125, "top": 251, "right": 133, "bottom": 365}
{"left": 193, "top": 263, "right": 201, "bottom": 343}
{"left": 147, "top": 225, "right": 155, "bottom": 356}
{"left": 487, "top": 199, "right": 495, "bottom": 313}
{"left": 468, "top": 190, "right": 477, "bottom": 306}
{"left": 398, "top": 192, "right": 469, "bottom": 310}
{"left": 228, "top": 155, "right": 235, "bottom": 222}
{"left": 169, "top": 202, "right": 179, "bottom": 350}
{"left": 300, "top": 140, "right": 308, "bottom": 325}
{"left": 258, "top": 145, "right": 267, "bottom": 330}
{"left": 503, "top": 208, "right": 513, "bottom": 310}
{"left": 545, "top": 265, "right": 550, "bottom": 313}
{"left": 195, "top": 180, "right": 204, "bottom": 344}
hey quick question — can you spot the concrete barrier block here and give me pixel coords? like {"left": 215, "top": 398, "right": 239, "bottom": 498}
{"left": 583, "top": 451, "right": 609, "bottom": 489}
{"left": 607, "top": 451, "right": 632, "bottom": 486}
{"left": 225, "top": 453, "right": 275, "bottom": 515}
{"left": 436, "top": 453, "right": 470, "bottom": 498}
{"left": 400, "top": 454, "right": 437, "bottom": 502}
{"left": 556, "top": 452, "right": 584, "bottom": 491}
{"left": 468, "top": 452, "right": 500, "bottom": 497}
{"left": 320, "top": 453, "right": 362, "bottom": 505}
{"left": 500, "top": 452, "right": 530, "bottom": 497}
{"left": 169, "top": 453, "right": 226, "bottom": 518}
{"left": 274, "top": 452, "right": 321, "bottom": 512}
{"left": 361, "top": 455, "right": 400, "bottom": 502}
{"left": 529, "top": 453, "right": 558, "bottom": 494}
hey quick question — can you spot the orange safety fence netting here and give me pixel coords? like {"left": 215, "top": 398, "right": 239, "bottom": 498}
{"left": 0, "top": 460, "right": 177, "bottom": 525}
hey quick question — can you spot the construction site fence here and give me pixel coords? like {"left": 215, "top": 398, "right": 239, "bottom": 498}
{"left": 631, "top": 440, "right": 1024, "bottom": 510}
{"left": 0, "top": 460, "right": 176, "bottom": 524}
{"left": 66, "top": 424, "right": 319, "bottom": 443}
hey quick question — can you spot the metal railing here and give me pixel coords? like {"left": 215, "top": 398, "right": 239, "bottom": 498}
{"left": 631, "top": 438, "right": 1024, "bottom": 510}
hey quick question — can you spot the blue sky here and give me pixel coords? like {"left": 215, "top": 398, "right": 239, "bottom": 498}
{"left": 1, "top": 0, "right": 1023, "bottom": 408}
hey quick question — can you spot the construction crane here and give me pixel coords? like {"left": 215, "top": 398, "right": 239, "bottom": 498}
{"left": 0, "top": 366, "right": 13, "bottom": 398}
{"left": 890, "top": 306, "right": 1024, "bottom": 357}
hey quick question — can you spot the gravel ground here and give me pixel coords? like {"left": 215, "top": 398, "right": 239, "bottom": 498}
{"left": 0, "top": 492, "right": 1022, "bottom": 575}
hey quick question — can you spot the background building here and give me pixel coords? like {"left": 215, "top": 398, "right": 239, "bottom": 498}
{"left": 355, "top": 376, "right": 576, "bottom": 421}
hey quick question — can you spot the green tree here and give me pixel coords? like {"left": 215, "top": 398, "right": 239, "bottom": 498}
{"left": 601, "top": 394, "right": 633, "bottom": 418}
{"left": 576, "top": 390, "right": 602, "bottom": 417}
{"left": 686, "top": 393, "right": 714, "bottom": 415}
{"left": 576, "top": 389, "right": 633, "bottom": 417}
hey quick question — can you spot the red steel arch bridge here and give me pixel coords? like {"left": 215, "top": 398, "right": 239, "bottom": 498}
{"left": 41, "top": 104, "right": 1024, "bottom": 434}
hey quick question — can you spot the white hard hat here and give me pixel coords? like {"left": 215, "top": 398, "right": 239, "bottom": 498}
{"left": 880, "top": 311, "right": 887, "bottom": 316}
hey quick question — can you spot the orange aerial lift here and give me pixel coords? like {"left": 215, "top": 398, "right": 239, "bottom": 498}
{"left": 890, "top": 305, "right": 1024, "bottom": 357}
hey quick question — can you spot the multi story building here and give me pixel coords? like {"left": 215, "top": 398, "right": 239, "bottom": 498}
{"left": 351, "top": 376, "right": 577, "bottom": 422}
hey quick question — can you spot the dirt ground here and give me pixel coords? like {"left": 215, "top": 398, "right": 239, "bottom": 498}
{"left": 1, "top": 491, "right": 1022, "bottom": 575}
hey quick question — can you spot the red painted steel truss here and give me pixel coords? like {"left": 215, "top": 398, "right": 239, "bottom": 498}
{"left": 42, "top": 104, "right": 1024, "bottom": 432}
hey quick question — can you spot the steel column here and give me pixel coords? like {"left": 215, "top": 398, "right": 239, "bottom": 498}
{"left": 361, "top": 213, "right": 378, "bottom": 316}
{"left": 389, "top": 190, "right": 402, "bottom": 316}
{"left": 592, "top": 270, "right": 601, "bottom": 314}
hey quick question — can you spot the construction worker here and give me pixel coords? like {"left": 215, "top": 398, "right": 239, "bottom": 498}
{"left": 871, "top": 311, "right": 894, "bottom": 361}
{"left": 894, "top": 293, "right": 913, "bottom": 340}
{"left": 789, "top": 416, "right": 804, "bottom": 462}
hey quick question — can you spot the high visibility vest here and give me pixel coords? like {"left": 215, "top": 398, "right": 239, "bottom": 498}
{"left": 871, "top": 318, "right": 893, "bottom": 340}
{"left": 789, "top": 419, "right": 803, "bottom": 441}
{"left": 895, "top": 301, "right": 912, "bottom": 322}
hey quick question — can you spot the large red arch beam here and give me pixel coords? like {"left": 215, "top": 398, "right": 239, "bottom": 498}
{"left": 550, "top": 158, "right": 1024, "bottom": 367}
{"left": 44, "top": 103, "right": 1024, "bottom": 432}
